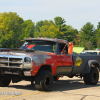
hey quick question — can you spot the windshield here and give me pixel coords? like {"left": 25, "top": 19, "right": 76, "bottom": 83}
{"left": 20, "top": 41, "right": 56, "bottom": 53}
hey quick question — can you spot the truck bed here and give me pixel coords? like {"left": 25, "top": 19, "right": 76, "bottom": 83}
{"left": 72, "top": 54, "right": 100, "bottom": 74}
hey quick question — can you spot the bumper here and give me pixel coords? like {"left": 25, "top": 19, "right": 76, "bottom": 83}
{"left": 0, "top": 68, "right": 32, "bottom": 76}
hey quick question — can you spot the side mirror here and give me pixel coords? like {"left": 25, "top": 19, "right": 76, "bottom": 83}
{"left": 68, "top": 42, "right": 73, "bottom": 54}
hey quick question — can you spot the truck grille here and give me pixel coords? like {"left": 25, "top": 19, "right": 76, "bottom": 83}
{"left": 0, "top": 57, "right": 23, "bottom": 68}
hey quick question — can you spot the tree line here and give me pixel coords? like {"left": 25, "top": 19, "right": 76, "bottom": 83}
{"left": 0, "top": 12, "right": 100, "bottom": 50}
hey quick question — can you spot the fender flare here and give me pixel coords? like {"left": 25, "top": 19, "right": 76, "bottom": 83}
{"left": 84, "top": 60, "right": 100, "bottom": 74}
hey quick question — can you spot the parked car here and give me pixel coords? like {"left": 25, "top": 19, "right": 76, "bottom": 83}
{"left": 0, "top": 48, "right": 11, "bottom": 52}
{"left": 80, "top": 50, "right": 100, "bottom": 55}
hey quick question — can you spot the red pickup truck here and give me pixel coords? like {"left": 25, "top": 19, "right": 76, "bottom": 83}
{"left": 0, "top": 38, "right": 99, "bottom": 91}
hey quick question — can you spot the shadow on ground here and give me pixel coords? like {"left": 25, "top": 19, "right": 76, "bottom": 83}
{"left": 8, "top": 77, "right": 100, "bottom": 92}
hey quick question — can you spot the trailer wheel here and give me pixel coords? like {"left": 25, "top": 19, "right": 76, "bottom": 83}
{"left": 35, "top": 70, "right": 53, "bottom": 91}
{"left": 84, "top": 67, "right": 99, "bottom": 85}
{"left": 0, "top": 75, "right": 11, "bottom": 87}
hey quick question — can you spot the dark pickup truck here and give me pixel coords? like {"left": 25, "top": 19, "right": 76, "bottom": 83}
{"left": 0, "top": 38, "right": 99, "bottom": 91}
{"left": 0, "top": 48, "right": 11, "bottom": 52}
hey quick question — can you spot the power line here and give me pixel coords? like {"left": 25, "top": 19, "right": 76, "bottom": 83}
{"left": 63, "top": 35, "right": 100, "bottom": 38}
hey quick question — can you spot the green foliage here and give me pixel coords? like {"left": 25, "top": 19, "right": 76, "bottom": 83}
{"left": 54, "top": 17, "right": 78, "bottom": 43}
{"left": 96, "top": 22, "right": 100, "bottom": 48}
{"left": 0, "top": 13, "right": 79, "bottom": 48}
{"left": 1, "top": 12, "right": 100, "bottom": 50}
{"left": 63, "top": 25, "right": 78, "bottom": 42}
{"left": 80, "top": 22, "right": 97, "bottom": 49}
{"left": 97, "top": 22, "right": 100, "bottom": 29}
{"left": 54, "top": 16, "right": 66, "bottom": 26}
{"left": 34, "top": 19, "right": 63, "bottom": 38}
{"left": 0, "top": 12, "right": 24, "bottom": 48}
{"left": 21, "top": 19, "right": 35, "bottom": 39}
{"left": 0, "top": 12, "right": 35, "bottom": 48}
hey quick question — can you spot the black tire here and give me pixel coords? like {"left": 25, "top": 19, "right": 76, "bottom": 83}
{"left": 53, "top": 76, "right": 59, "bottom": 81}
{"left": 0, "top": 75, "right": 11, "bottom": 87}
{"left": 84, "top": 67, "right": 99, "bottom": 85}
{"left": 35, "top": 70, "right": 53, "bottom": 91}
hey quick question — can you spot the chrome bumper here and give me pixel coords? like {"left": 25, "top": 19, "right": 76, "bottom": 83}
{"left": 1, "top": 70, "right": 31, "bottom": 76}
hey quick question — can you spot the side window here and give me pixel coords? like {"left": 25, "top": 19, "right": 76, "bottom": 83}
{"left": 52, "top": 45, "right": 55, "bottom": 52}
{"left": 59, "top": 43, "right": 68, "bottom": 54}
{"left": 99, "top": 52, "right": 100, "bottom": 55}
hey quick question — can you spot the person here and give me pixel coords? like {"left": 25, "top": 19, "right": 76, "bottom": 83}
{"left": 60, "top": 50, "right": 63, "bottom": 54}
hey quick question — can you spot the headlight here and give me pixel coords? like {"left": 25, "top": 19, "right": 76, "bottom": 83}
{"left": 24, "top": 57, "right": 31, "bottom": 62}
{"left": 24, "top": 57, "right": 32, "bottom": 68}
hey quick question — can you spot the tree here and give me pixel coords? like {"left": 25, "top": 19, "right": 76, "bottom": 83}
{"left": 54, "top": 16, "right": 66, "bottom": 31}
{"left": 21, "top": 19, "right": 35, "bottom": 39}
{"left": 54, "top": 16, "right": 78, "bottom": 43}
{"left": 34, "top": 20, "right": 62, "bottom": 38}
{"left": 0, "top": 12, "right": 24, "bottom": 48}
{"left": 34, "top": 20, "right": 44, "bottom": 38}
{"left": 80, "top": 22, "right": 96, "bottom": 49}
{"left": 54, "top": 16, "right": 66, "bottom": 26}
{"left": 96, "top": 22, "right": 100, "bottom": 48}
{"left": 63, "top": 25, "right": 78, "bottom": 43}
{"left": 97, "top": 22, "right": 100, "bottom": 29}
{"left": 0, "top": 12, "right": 35, "bottom": 48}
{"left": 85, "top": 41, "right": 92, "bottom": 50}
{"left": 35, "top": 24, "right": 62, "bottom": 38}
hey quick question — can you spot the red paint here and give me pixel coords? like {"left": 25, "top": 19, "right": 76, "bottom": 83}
{"left": 27, "top": 45, "right": 35, "bottom": 48}
{"left": 31, "top": 53, "right": 73, "bottom": 76}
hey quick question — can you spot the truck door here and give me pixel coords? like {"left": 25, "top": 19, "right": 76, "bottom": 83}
{"left": 57, "top": 55, "right": 63, "bottom": 66}
{"left": 56, "top": 42, "right": 73, "bottom": 75}
{"left": 56, "top": 53, "right": 73, "bottom": 75}
{"left": 62, "top": 54, "right": 73, "bottom": 66}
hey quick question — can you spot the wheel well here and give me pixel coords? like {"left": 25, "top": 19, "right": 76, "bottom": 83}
{"left": 92, "top": 63, "right": 100, "bottom": 70}
{"left": 38, "top": 65, "right": 52, "bottom": 72}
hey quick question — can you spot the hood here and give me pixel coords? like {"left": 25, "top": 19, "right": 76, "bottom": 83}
{"left": 0, "top": 49, "right": 54, "bottom": 57}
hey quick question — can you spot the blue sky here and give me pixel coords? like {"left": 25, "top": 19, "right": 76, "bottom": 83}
{"left": 0, "top": 0, "right": 100, "bottom": 31}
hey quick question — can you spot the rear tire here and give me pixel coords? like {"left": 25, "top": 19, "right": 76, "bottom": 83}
{"left": 35, "top": 70, "right": 53, "bottom": 91}
{"left": 84, "top": 67, "right": 99, "bottom": 85}
{"left": 0, "top": 75, "right": 11, "bottom": 87}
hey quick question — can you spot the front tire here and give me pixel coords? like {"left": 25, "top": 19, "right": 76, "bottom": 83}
{"left": 35, "top": 70, "right": 53, "bottom": 91}
{"left": 84, "top": 67, "right": 99, "bottom": 85}
{"left": 0, "top": 75, "right": 11, "bottom": 87}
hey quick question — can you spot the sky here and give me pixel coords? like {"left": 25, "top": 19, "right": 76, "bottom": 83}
{"left": 0, "top": 0, "right": 100, "bottom": 31}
